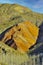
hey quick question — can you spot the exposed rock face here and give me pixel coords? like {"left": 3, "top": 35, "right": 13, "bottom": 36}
{"left": 0, "top": 21, "right": 39, "bottom": 52}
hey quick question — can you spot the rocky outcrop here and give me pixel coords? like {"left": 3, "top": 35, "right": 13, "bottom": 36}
{"left": 0, "top": 21, "right": 39, "bottom": 52}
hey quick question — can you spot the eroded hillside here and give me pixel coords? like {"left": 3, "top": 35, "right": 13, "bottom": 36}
{"left": 0, "top": 4, "right": 43, "bottom": 65}
{"left": 0, "top": 21, "right": 39, "bottom": 52}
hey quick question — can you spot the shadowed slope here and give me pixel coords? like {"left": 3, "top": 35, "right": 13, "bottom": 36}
{"left": 36, "top": 22, "right": 43, "bottom": 43}
{"left": 29, "top": 23, "right": 43, "bottom": 55}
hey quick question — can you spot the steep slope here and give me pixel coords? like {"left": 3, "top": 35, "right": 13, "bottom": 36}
{"left": 0, "top": 4, "right": 43, "bottom": 33}
{"left": 0, "top": 21, "right": 39, "bottom": 65}
{"left": 0, "top": 4, "right": 43, "bottom": 65}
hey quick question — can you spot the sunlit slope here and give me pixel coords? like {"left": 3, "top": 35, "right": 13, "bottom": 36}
{"left": 2, "top": 21, "right": 39, "bottom": 52}
{"left": 13, "top": 21, "right": 39, "bottom": 52}
{"left": 0, "top": 4, "right": 43, "bottom": 33}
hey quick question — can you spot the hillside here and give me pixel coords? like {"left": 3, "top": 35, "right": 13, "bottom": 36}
{"left": 0, "top": 4, "right": 43, "bottom": 65}
{"left": 0, "top": 4, "right": 43, "bottom": 33}
{"left": 0, "top": 41, "right": 29, "bottom": 65}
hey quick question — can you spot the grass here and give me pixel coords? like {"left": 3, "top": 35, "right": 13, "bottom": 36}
{"left": 0, "top": 4, "right": 43, "bottom": 33}
{"left": 0, "top": 41, "right": 29, "bottom": 65}
{"left": 0, "top": 4, "right": 43, "bottom": 65}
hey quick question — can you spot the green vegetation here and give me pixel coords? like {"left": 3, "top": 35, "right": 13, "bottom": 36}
{"left": 0, "top": 4, "right": 43, "bottom": 33}
{"left": 0, "top": 42, "right": 29, "bottom": 65}
{"left": 0, "top": 4, "right": 43, "bottom": 65}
